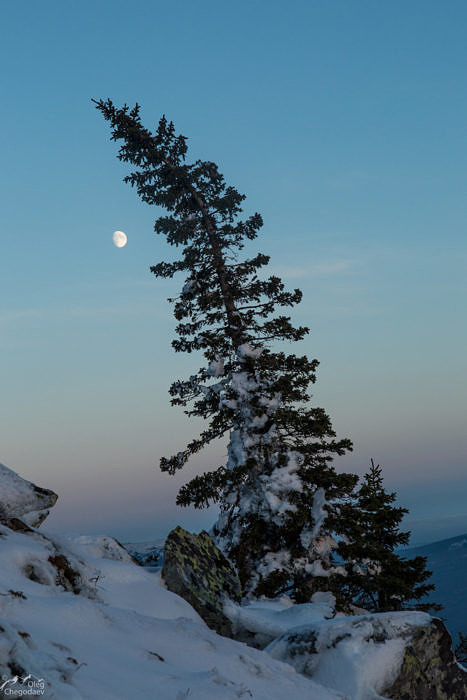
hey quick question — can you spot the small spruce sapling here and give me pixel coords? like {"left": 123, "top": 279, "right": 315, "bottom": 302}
{"left": 339, "top": 459, "right": 440, "bottom": 613}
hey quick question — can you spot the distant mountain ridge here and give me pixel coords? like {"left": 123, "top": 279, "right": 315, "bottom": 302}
{"left": 405, "top": 532, "right": 467, "bottom": 643}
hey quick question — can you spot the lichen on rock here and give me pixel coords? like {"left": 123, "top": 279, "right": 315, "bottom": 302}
{"left": 383, "top": 617, "right": 467, "bottom": 700}
{"left": 161, "top": 526, "right": 241, "bottom": 636}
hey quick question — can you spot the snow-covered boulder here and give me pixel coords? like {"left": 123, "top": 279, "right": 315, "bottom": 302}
{"left": 225, "top": 592, "right": 336, "bottom": 648}
{"left": 162, "top": 526, "right": 242, "bottom": 637}
{"left": 0, "top": 462, "right": 58, "bottom": 527}
{"left": 266, "top": 610, "right": 467, "bottom": 699}
{"left": 59, "top": 534, "right": 137, "bottom": 564}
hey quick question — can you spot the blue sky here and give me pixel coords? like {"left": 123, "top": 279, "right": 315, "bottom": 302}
{"left": 1, "top": 0, "right": 466, "bottom": 544}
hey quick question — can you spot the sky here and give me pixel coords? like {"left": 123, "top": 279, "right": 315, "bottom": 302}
{"left": 0, "top": 0, "right": 466, "bottom": 545}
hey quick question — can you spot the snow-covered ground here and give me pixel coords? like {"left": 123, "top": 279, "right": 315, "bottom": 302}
{"left": 0, "top": 525, "right": 345, "bottom": 699}
{"left": 0, "top": 522, "right": 445, "bottom": 699}
{"left": 0, "top": 459, "right": 459, "bottom": 700}
{"left": 224, "top": 593, "right": 432, "bottom": 699}
{"left": 266, "top": 609, "right": 431, "bottom": 699}
{"left": 224, "top": 592, "right": 336, "bottom": 646}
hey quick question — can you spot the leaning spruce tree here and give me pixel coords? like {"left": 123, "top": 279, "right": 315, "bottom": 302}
{"left": 95, "top": 99, "right": 358, "bottom": 600}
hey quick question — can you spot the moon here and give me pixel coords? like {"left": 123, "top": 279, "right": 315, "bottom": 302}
{"left": 112, "top": 230, "right": 127, "bottom": 248}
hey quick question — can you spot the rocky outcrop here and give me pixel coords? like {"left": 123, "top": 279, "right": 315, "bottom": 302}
{"left": 266, "top": 611, "right": 467, "bottom": 699}
{"left": 0, "top": 462, "right": 57, "bottom": 527}
{"left": 161, "top": 526, "right": 242, "bottom": 636}
{"left": 384, "top": 617, "right": 467, "bottom": 699}
{"left": 0, "top": 525, "right": 329, "bottom": 699}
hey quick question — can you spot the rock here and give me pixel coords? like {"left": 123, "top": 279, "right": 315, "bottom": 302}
{"left": 2, "top": 517, "right": 35, "bottom": 534}
{"left": 266, "top": 611, "right": 467, "bottom": 699}
{"left": 161, "top": 526, "right": 241, "bottom": 636}
{"left": 383, "top": 617, "right": 467, "bottom": 700}
{"left": 0, "top": 463, "right": 57, "bottom": 527}
{"left": 47, "top": 554, "right": 81, "bottom": 594}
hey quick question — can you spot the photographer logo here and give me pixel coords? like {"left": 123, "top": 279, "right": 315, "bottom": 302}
{"left": 0, "top": 674, "right": 45, "bottom": 696}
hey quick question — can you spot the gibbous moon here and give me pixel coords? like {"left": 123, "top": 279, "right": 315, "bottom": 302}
{"left": 112, "top": 230, "right": 127, "bottom": 248}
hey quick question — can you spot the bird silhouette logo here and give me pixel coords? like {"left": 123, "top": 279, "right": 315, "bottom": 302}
{"left": 0, "top": 676, "right": 19, "bottom": 690}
